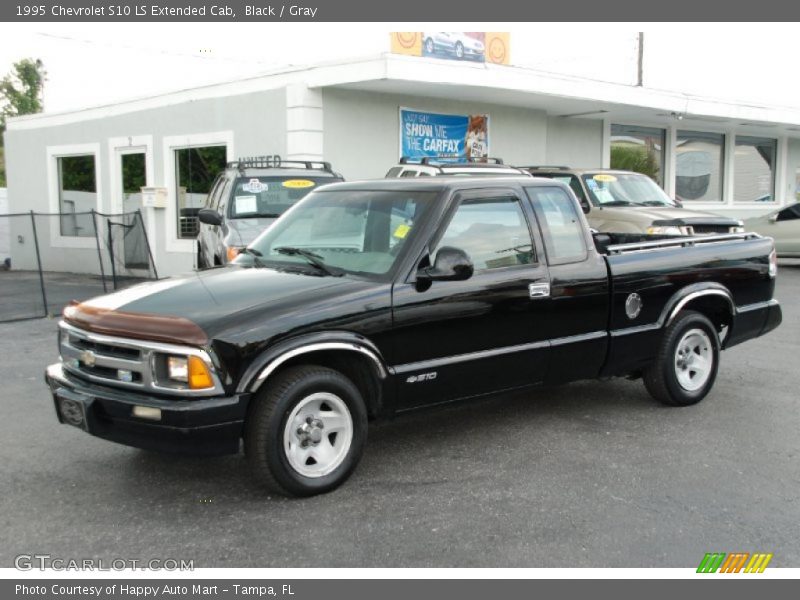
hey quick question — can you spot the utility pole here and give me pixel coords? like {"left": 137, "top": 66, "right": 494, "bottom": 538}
{"left": 637, "top": 32, "right": 644, "bottom": 87}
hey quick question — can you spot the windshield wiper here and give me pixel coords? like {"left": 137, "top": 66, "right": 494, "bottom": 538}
{"left": 599, "top": 200, "right": 634, "bottom": 207}
{"left": 239, "top": 247, "right": 266, "bottom": 267}
{"left": 274, "top": 246, "right": 343, "bottom": 277}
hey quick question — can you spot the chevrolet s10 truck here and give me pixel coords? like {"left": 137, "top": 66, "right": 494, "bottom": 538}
{"left": 46, "top": 177, "right": 782, "bottom": 496}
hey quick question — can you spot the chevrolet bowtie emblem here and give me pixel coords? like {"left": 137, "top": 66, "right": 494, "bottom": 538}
{"left": 80, "top": 350, "right": 96, "bottom": 367}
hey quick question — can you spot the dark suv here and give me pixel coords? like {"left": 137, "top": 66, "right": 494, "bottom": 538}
{"left": 197, "top": 157, "right": 343, "bottom": 267}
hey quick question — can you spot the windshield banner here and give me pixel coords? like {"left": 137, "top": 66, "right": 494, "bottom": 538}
{"left": 400, "top": 108, "right": 489, "bottom": 160}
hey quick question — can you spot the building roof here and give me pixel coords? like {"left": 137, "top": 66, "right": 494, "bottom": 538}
{"left": 7, "top": 53, "right": 800, "bottom": 136}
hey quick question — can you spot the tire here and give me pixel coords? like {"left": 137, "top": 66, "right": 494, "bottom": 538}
{"left": 644, "top": 310, "right": 720, "bottom": 406}
{"left": 425, "top": 38, "right": 434, "bottom": 55}
{"left": 196, "top": 242, "right": 206, "bottom": 270}
{"left": 455, "top": 42, "right": 464, "bottom": 59}
{"left": 244, "top": 365, "right": 368, "bottom": 497}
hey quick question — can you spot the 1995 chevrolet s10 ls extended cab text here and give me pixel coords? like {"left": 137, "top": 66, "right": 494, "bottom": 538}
{"left": 45, "top": 178, "right": 782, "bottom": 496}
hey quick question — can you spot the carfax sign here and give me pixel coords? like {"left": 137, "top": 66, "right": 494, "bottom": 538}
{"left": 400, "top": 108, "right": 489, "bottom": 160}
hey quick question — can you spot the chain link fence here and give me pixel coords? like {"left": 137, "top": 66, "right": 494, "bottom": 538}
{"left": 0, "top": 210, "right": 158, "bottom": 323}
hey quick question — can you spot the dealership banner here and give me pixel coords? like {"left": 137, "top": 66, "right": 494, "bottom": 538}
{"left": 400, "top": 108, "right": 489, "bottom": 161}
{"left": 391, "top": 32, "right": 510, "bottom": 65}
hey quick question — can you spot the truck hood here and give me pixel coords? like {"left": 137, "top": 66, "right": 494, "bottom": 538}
{"left": 66, "top": 266, "right": 378, "bottom": 346}
{"left": 590, "top": 206, "right": 741, "bottom": 228}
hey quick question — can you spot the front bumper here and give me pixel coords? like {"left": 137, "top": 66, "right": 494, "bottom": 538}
{"left": 45, "top": 363, "right": 250, "bottom": 455}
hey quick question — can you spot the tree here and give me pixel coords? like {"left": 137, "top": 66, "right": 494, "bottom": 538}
{"left": 610, "top": 145, "right": 660, "bottom": 182}
{"left": 0, "top": 58, "right": 46, "bottom": 186}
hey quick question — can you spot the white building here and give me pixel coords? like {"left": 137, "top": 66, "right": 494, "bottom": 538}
{"left": 5, "top": 53, "right": 800, "bottom": 276}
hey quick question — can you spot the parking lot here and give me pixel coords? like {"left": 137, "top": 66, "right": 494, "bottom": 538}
{"left": 1, "top": 262, "right": 798, "bottom": 568}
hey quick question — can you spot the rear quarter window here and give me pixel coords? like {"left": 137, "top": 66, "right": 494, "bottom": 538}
{"left": 525, "top": 186, "right": 587, "bottom": 264}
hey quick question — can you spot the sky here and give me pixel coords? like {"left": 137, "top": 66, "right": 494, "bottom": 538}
{"left": 0, "top": 23, "right": 798, "bottom": 114}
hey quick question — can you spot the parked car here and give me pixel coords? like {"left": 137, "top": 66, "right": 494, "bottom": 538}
{"left": 47, "top": 177, "right": 780, "bottom": 496}
{"left": 523, "top": 166, "right": 744, "bottom": 235}
{"left": 423, "top": 32, "right": 484, "bottom": 60}
{"left": 386, "top": 157, "right": 531, "bottom": 178}
{"left": 743, "top": 202, "right": 800, "bottom": 257}
{"left": 196, "top": 157, "right": 343, "bottom": 267}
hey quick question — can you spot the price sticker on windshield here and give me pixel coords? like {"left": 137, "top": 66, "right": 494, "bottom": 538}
{"left": 593, "top": 174, "right": 618, "bottom": 183}
{"left": 282, "top": 179, "right": 316, "bottom": 189}
{"left": 393, "top": 223, "right": 411, "bottom": 239}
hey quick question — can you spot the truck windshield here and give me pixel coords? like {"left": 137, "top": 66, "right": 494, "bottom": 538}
{"left": 241, "top": 190, "right": 436, "bottom": 277}
{"left": 582, "top": 173, "right": 677, "bottom": 207}
{"left": 229, "top": 176, "right": 338, "bottom": 219}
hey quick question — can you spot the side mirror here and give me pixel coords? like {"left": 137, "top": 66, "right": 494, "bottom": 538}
{"left": 769, "top": 213, "right": 779, "bottom": 223}
{"left": 198, "top": 208, "right": 223, "bottom": 226}
{"left": 420, "top": 246, "right": 474, "bottom": 282}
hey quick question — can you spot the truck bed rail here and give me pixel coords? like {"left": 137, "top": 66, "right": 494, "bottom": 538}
{"left": 605, "top": 233, "right": 762, "bottom": 256}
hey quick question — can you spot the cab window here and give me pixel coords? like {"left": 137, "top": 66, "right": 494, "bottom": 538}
{"left": 434, "top": 197, "right": 535, "bottom": 271}
{"left": 525, "top": 186, "right": 587, "bottom": 264}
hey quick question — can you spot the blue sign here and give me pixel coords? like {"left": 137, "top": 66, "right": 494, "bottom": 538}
{"left": 400, "top": 108, "right": 489, "bottom": 160}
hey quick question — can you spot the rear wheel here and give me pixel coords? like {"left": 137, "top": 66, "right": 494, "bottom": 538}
{"left": 196, "top": 242, "right": 206, "bottom": 270}
{"left": 425, "top": 37, "right": 434, "bottom": 54}
{"left": 455, "top": 42, "right": 464, "bottom": 59}
{"left": 644, "top": 310, "right": 720, "bottom": 406}
{"left": 244, "top": 365, "right": 367, "bottom": 496}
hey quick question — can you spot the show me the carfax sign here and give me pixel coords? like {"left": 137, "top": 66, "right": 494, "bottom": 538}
{"left": 400, "top": 108, "right": 490, "bottom": 161}
{"left": 391, "top": 32, "right": 510, "bottom": 64}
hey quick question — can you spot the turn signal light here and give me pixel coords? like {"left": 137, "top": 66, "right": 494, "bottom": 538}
{"left": 226, "top": 246, "right": 243, "bottom": 262}
{"left": 187, "top": 355, "right": 214, "bottom": 390}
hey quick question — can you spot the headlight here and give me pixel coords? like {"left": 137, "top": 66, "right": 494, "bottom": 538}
{"left": 167, "top": 356, "right": 189, "bottom": 382}
{"left": 646, "top": 226, "right": 684, "bottom": 236}
{"left": 164, "top": 355, "right": 214, "bottom": 390}
{"left": 226, "top": 246, "right": 244, "bottom": 262}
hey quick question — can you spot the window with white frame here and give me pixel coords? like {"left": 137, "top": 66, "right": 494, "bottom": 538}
{"left": 734, "top": 136, "right": 776, "bottom": 203}
{"left": 676, "top": 131, "right": 725, "bottom": 203}
{"left": 174, "top": 146, "right": 227, "bottom": 239}
{"left": 610, "top": 124, "right": 666, "bottom": 186}
{"left": 57, "top": 155, "right": 97, "bottom": 237}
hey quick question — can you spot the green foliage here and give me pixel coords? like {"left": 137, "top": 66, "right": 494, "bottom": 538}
{"left": 176, "top": 146, "right": 227, "bottom": 193}
{"left": 59, "top": 155, "right": 96, "bottom": 193}
{"left": 0, "top": 58, "right": 46, "bottom": 188}
{"left": 610, "top": 145, "right": 660, "bottom": 181}
{"left": 121, "top": 153, "right": 146, "bottom": 193}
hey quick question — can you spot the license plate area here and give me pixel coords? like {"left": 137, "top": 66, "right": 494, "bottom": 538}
{"left": 54, "top": 389, "right": 90, "bottom": 431}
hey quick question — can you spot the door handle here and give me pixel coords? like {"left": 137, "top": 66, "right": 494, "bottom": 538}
{"left": 528, "top": 282, "right": 550, "bottom": 299}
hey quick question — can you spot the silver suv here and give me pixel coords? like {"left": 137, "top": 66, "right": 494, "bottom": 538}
{"left": 386, "top": 157, "right": 531, "bottom": 178}
{"left": 197, "top": 157, "right": 343, "bottom": 267}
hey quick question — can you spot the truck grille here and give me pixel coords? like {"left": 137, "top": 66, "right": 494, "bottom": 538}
{"left": 58, "top": 321, "right": 223, "bottom": 396}
{"left": 691, "top": 224, "right": 735, "bottom": 235}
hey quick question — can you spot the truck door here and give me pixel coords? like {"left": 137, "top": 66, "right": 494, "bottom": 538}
{"left": 391, "top": 188, "right": 551, "bottom": 409}
{"left": 523, "top": 185, "right": 610, "bottom": 384}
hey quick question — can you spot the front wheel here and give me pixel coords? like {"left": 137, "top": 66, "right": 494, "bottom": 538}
{"left": 643, "top": 310, "right": 720, "bottom": 406}
{"left": 244, "top": 365, "right": 367, "bottom": 496}
{"left": 455, "top": 42, "right": 464, "bottom": 59}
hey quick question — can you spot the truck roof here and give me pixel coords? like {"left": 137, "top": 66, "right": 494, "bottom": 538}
{"left": 319, "top": 176, "right": 562, "bottom": 193}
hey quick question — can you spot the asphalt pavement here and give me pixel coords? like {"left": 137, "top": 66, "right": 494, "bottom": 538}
{"left": 1, "top": 262, "right": 799, "bottom": 568}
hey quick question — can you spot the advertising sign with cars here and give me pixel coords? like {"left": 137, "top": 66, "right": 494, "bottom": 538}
{"left": 400, "top": 107, "right": 489, "bottom": 160}
{"left": 390, "top": 32, "right": 511, "bottom": 64}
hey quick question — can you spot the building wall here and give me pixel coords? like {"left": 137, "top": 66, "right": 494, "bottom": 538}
{"left": 545, "top": 117, "right": 604, "bottom": 168}
{"left": 321, "top": 88, "right": 552, "bottom": 179}
{"left": 4, "top": 89, "right": 286, "bottom": 276}
{"left": 0, "top": 188, "right": 8, "bottom": 265}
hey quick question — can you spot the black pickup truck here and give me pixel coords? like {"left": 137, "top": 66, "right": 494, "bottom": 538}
{"left": 46, "top": 177, "right": 782, "bottom": 496}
